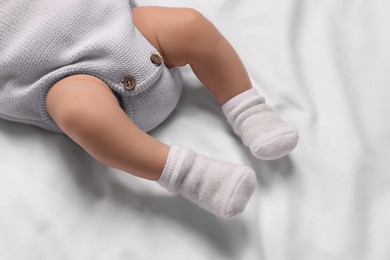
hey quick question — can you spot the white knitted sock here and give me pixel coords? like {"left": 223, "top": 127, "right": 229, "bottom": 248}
{"left": 157, "top": 145, "right": 256, "bottom": 219}
{"left": 222, "top": 88, "right": 298, "bottom": 160}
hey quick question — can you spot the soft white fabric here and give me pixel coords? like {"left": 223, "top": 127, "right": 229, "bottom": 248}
{"left": 222, "top": 88, "right": 298, "bottom": 160}
{"left": 158, "top": 145, "right": 256, "bottom": 219}
{"left": 1, "top": 0, "right": 390, "bottom": 259}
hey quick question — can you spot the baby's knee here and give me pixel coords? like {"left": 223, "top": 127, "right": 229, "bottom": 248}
{"left": 171, "top": 8, "right": 223, "bottom": 60}
{"left": 133, "top": 6, "right": 212, "bottom": 43}
{"left": 177, "top": 8, "right": 206, "bottom": 27}
{"left": 174, "top": 8, "right": 213, "bottom": 39}
{"left": 132, "top": 6, "right": 219, "bottom": 67}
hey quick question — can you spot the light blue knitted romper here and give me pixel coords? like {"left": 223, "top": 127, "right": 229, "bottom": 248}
{"left": 0, "top": 0, "right": 183, "bottom": 134}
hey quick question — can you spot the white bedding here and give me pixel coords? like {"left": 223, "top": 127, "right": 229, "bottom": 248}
{"left": 1, "top": 0, "right": 390, "bottom": 259}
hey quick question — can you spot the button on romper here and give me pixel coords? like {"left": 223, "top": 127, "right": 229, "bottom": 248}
{"left": 0, "top": 0, "right": 183, "bottom": 134}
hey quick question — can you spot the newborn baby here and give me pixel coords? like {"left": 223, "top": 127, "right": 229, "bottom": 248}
{"left": 0, "top": 0, "right": 298, "bottom": 218}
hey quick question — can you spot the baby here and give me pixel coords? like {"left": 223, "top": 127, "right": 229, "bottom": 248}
{"left": 0, "top": 0, "right": 298, "bottom": 218}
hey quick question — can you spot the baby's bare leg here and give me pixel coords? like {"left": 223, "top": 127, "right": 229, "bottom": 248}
{"left": 132, "top": 7, "right": 252, "bottom": 105}
{"left": 46, "top": 74, "right": 256, "bottom": 218}
{"left": 133, "top": 7, "right": 298, "bottom": 160}
{"left": 46, "top": 74, "right": 169, "bottom": 181}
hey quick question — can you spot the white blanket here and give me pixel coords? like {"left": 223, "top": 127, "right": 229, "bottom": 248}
{"left": 1, "top": 0, "right": 390, "bottom": 259}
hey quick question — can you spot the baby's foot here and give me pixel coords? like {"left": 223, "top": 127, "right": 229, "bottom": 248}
{"left": 158, "top": 145, "right": 256, "bottom": 219}
{"left": 222, "top": 88, "right": 298, "bottom": 160}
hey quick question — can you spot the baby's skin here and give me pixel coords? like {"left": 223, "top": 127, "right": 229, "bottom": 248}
{"left": 46, "top": 7, "right": 298, "bottom": 218}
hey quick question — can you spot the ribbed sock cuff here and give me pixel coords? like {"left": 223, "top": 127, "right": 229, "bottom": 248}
{"left": 221, "top": 88, "right": 264, "bottom": 116}
{"left": 157, "top": 145, "right": 188, "bottom": 192}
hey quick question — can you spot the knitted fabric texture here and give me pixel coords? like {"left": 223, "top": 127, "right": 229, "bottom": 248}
{"left": 0, "top": 0, "right": 183, "bottom": 133}
{"left": 158, "top": 145, "right": 257, "bottom": 219}
{"left": 222, "top": 88, "right": 299, "bottom": 160}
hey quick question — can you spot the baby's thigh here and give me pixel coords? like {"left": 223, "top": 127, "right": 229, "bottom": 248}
{"left": 46, "top": 74, "right": 119, "bottom": 126}
{"left": 131, "top": 7, "right": 163, "bottom": 58}
{"left": 132, "top": 6, "right": 205, "bottom": 68}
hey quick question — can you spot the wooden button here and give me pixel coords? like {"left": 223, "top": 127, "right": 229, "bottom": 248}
{"left": 150, "top": 54, "right": 163, "bottom": 66}
{"left": 122, "top": 76, "right": 136, "bottom": 90}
